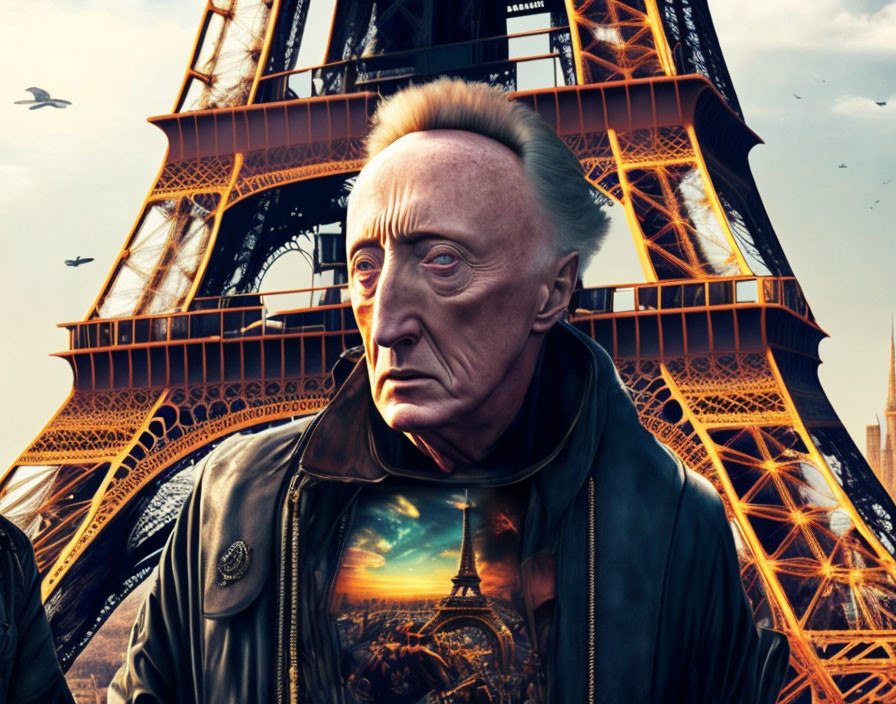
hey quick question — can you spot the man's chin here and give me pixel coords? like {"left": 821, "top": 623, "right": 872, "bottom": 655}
{"left": 376, "top": 401, "right": 449, "bottom": 434}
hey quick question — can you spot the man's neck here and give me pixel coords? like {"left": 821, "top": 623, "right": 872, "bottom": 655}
{"left": 404, "top": 336, "right": 544, "bottom": 473}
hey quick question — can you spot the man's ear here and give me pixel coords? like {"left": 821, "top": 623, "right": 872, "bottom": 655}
{"left": 533, "top": 252, "right": 579, "bottom": 333}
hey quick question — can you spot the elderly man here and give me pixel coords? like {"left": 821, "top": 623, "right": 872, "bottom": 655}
{"left": 110, "top": 79, "right": 789, "bottom": 703}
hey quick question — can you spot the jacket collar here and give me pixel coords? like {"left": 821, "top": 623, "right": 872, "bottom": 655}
{"left": 299, "top": 322, "right": 605, "bottom": 503}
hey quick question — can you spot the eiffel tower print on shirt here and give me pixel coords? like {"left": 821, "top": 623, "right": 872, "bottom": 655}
{"left": 331, "top": 484, "right": 552, "bottom": 704}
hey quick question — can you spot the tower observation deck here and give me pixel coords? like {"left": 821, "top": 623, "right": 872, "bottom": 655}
{"left": 1, "top": 1, "right": 895, "bottom": 701}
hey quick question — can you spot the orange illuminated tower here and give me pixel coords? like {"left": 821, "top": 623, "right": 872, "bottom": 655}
{"left": 1, "top": 1, "right": 895, "bottom": 701}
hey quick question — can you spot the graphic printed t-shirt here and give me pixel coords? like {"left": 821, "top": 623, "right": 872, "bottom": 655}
{"left": 331, "top": 481, "right": 555, "bottom": 703}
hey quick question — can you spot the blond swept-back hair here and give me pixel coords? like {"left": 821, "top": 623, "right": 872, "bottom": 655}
{"left": 365, "top": 77, "right": 608, "bottom": 270}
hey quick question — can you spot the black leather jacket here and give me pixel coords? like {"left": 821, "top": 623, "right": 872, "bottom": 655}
{"left": 0, "top": 516, "right": 73, "bottom": 704}
{"left": 110, "top": 323, "right": 789, "bottom": 703}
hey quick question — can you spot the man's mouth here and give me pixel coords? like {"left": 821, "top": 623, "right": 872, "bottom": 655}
{"left": 381, "top": 369, "right": 432, "bottom": 381}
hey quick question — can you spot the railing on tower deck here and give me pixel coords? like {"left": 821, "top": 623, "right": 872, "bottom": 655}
{"left": 62, "top": 276, "right": 812, "bottom": 354}
{"left": 570, "top": 275, "right": 820, "bottom": 360}
{"left": 54, "top": 277, "right": 819, "bottom": 388}
{"left": 571, "top": 275, "right": 813, "bottom": 320}
{"left": 62, "top": 285, "right": 355, "bottom": 352}
{"left": 254, "top": 27, "right": 572, "bottom": 102}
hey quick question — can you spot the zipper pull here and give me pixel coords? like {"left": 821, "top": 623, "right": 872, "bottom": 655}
{"left": 289, "top": 664, "right": 299, "bottom": 703}
{"left": 288, "top": 473, "right": 302, "bottom": 504}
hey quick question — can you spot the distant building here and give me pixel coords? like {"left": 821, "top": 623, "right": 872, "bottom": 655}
{"left": 867, "top": 322, "right": 896, "bottom": 495}
{"left": 867, "top": 423, "right": 881, "bottom": 475}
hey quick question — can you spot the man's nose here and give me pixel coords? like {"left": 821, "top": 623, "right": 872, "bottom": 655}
{"left": 371, "top": 259, "right": 420, "bottom": 349}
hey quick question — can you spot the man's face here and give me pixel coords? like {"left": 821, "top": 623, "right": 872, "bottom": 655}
{"left": 346, "top": 129, "right": 561, "bottom": 434}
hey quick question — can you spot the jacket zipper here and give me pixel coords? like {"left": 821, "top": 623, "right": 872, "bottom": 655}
{"left": 277, "top": 472, "right": 302, "bottom": 704}
{"left": 587, "top": 476, "right": 596, "bottom": 703}
{"left": 288, "top": 479, "right": 303, "bottom": 704}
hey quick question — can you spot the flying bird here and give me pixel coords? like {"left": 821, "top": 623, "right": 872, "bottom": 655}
{"left": 871, "top": 199, "right": 880, "bottom": 210}
{"left": 64, "top": 256, "right": 94, "bottom": 267}
{"left": 838, "top": 163, "right": 847, "bottom": 168}
{"left": 884, "top": 178, "right": 893, "bottom": 185}
{"left": 793, "top": 92, "right": 802, "bottom": 99}
{"left": 14, "top": 87, "right": 71, "bottom": 110}
{"left": 875, "top": 101, "right": 887, "bottom": 107}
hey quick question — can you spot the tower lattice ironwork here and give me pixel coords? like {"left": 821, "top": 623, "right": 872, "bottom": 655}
{"left": 1, "top": 1, "right": 895, "bottom": 701}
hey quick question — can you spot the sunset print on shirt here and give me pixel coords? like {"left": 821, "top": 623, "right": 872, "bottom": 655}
{"left": 331, "top": 483, "right": 553, "bottom": 704}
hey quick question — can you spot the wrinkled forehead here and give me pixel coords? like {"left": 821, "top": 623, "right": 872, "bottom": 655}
{"left": 346, "top": 130, "right": 535, "bottom": 242}
{"left": 357, "top": 129, "right": 522, "bottom": 190}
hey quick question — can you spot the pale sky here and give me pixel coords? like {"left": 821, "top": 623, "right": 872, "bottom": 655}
{"left": 0, "top": 0, "right": 893, "bottom": 470}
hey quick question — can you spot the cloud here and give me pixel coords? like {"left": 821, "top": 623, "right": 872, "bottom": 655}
{"left": 711, "top": 0, "right": 896, "bottom": 54}
{"left": 831, "top": 94, "right": 896, "bottom": 124}
{"left": 830, "top": 2, "right": 896, "bottom": 52}
{"left": 351, "top": 526, "right": 392, "bottom": 555}
{"left": 386, "top": 494, "right": 420, "bottom": 519}
{"left": 338, "top": 547, "right": 387, "bottom": 571}
{"left": 478, "top": 559, "right": 519, "bottom": 602}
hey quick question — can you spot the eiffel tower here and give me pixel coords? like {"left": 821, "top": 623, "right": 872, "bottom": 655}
{"left": 1, "top": 1, "right": 895, "bottom": 701}
{"left": 444, "top": 493, "right": 486, "bottom": 600}
{"left": 417, "top": 493, "right": 514, "bottom": 670}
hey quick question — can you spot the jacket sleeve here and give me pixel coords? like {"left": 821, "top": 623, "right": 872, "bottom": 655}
{"left": 107, "top": 468, "right": 206, "bottom": 704}
{"left": 4, "top": 527, "right": 75, "bottom": 704}
{"left": 666, "top": 470, "right": 791, "bottom": 704}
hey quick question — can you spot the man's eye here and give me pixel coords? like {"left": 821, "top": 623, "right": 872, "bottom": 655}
{"left": 353, "top": 256, "right": 380, "bottom": 274}
{"left": 428, "top": 252, "right": 457, "bottom": 266}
